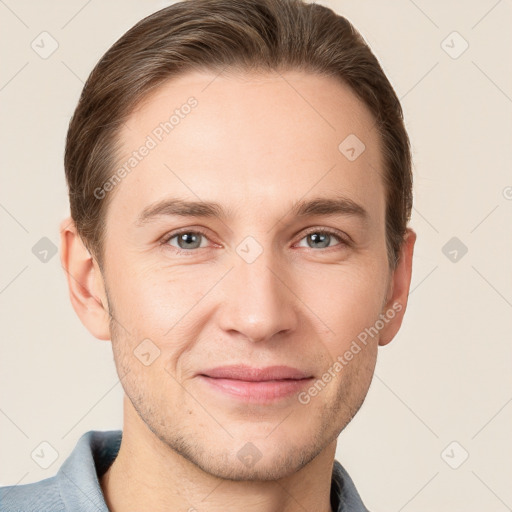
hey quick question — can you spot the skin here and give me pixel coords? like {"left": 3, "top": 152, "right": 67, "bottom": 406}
{"left": 60, "top": 69, "right": 416, "bottom": 512}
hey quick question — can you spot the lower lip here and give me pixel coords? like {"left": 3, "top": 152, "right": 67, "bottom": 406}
{"left": 198, "top": 375, "right": 313, "bottom": 402}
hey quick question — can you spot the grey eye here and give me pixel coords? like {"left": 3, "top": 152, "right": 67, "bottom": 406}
{"left": 307, "top": 232, "right": 331, "bottom": 248}
{"left": 169, "top": 232, "right": 205, "bottom": 250}
{"left": 297, "top": 231, "right": 342, "bottom": 249}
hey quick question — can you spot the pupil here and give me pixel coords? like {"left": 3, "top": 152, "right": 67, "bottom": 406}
{"left": 180, "top": 233, "right": 199, "bottom": 249}
{"left": 310, "top": 232, "right": 329, "bottom": 248}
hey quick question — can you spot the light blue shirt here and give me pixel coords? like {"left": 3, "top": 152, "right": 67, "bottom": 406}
{"left": 0, "top": 430, "right": 370, "bottom": 511}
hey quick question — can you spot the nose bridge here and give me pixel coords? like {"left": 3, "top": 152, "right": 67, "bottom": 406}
{"left": 218, "top": 242, "right": 297, "bottom": 343}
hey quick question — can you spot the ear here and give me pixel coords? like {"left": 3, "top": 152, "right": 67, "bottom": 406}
{"left": 378, "top": 228, "right": 416, "bottom": 347}
{"left": 59, "top": 217, "right": 111, "bottom": 340}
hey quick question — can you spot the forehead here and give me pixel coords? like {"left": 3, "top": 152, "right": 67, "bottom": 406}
{"left": 109, "top": 69, "right": 385, "bottom": 227}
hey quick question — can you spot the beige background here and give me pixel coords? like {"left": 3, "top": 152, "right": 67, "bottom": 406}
{"left": 1, "top": 0, "right": 511, "bottom": 510}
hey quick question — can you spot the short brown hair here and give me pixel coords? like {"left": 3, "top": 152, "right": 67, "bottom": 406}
{"left": 64, "top": 0, "right": 412, "bottom": 269}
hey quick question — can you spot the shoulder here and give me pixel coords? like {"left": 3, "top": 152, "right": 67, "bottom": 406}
{"left": 0, "top": 476, "right": 65, "bottom": 512}
{"left": 0, "top": 430, "right": 121, "bottom": 512}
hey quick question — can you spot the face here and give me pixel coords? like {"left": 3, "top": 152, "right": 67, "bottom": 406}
{"left": 94, "top": 70, "right": 400, "bottom": 480}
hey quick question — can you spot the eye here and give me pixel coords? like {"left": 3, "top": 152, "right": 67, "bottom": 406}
{"left": 296, "top": 229, "right": 348, "bottom": 250}
{"left": 163, "top": 230, "right": 210, "bottom": 252}
{"left": 160, "top": 227, "right": 350, "bottom": 255}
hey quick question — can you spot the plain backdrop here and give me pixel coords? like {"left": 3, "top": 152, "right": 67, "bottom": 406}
{"left": 1, "top": 1, "right": 511, "bottom": 510}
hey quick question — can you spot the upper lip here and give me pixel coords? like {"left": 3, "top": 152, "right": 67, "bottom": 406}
{"left": 199, "top": 365, "right": 312, "bottom": 381}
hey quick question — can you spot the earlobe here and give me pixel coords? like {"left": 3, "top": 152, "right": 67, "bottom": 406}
{"left": 59, "top": 217, "right": 111, "bottom": 341}
{"left": 378, "top": 228, "right": 416, "bottom": 347}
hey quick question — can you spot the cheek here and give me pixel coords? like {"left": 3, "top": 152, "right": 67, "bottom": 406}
{"left": 107, "top": 258, "right": 186, "bottom": 328}
{"left": 294, "top": 260, "right": 389, "bottom": 346}
{"left": 107, "top": 259, "right": 224, "bottom": 358}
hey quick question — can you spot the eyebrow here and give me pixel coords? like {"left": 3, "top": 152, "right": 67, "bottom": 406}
{"left": 135, "top": 195, "right": 369, "bottom": 226}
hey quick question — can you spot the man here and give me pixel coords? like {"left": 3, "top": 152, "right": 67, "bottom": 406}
{"left": 0, "top": 0, "right": 415, "bottom": 510}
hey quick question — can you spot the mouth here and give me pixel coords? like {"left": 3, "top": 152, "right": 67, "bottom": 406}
{"left": 197, "top": 365, "right": 314, "bottom": 402}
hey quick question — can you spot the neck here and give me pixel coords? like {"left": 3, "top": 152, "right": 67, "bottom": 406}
{"left": 101, "top": 396, "right": 336, "bottom": 512}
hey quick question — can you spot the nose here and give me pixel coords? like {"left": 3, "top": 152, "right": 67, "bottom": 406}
{"left": 217, "top": 249, "right": 298, "bottom": 344}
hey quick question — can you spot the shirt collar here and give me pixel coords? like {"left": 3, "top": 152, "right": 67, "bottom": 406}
{"left": 57, "top": 430, "right": 120, "bottom": 511}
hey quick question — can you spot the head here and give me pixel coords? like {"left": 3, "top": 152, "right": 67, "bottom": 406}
{"left": 61, "top": 0, "right": 415, "bottom": 481}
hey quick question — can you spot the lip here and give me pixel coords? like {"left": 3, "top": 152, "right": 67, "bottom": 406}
{"left": 199, "top": 365, "right": 311, "bottom": 381}
{"left": 197, "top": 365, "right": 314, "bottom": 402}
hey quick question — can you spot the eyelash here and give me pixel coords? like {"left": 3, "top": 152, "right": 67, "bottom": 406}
{"left": 160, "top": 227, "right": 350, "bottom": 255}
